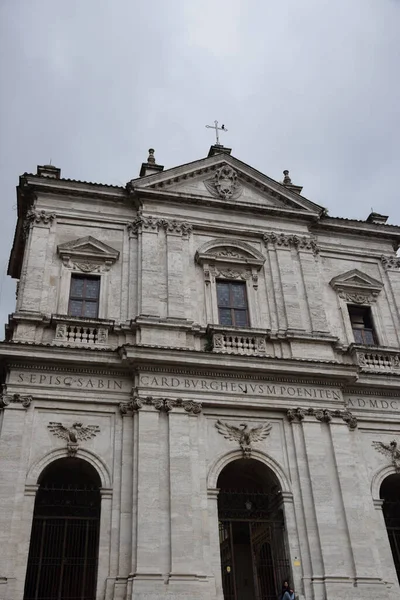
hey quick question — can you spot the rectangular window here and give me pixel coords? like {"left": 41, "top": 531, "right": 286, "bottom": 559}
{"left": 68, "top": 275, "right": 100, "bottom": 318}
{"left": 348, "top": 305, "right": 377, "bottom": 346}
{"left": 217, "top": 280, "right": 249, "bottom": 327}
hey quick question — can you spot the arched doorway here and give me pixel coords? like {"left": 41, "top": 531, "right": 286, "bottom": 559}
{"left": 23, "top": 457, "right": 101, "bottom": 600}
{"left": 217, "top": 458, "right": 290, "bottom": 600}
{"left": 381, "top": 473, "right": 400, "bottom": 583}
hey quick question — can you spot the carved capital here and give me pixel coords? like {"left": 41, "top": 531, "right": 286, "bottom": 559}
{"left": 181, "top": 400, "right": 202, "bottom": 415}
{"left": 161, "top": 219, "right": 193, "bottom": 237}
{"left": 127, "top": 216, "right": 161, "bottom": 236}
{"left": 263, "top": 232, "right": 319, "bottom": 255}
{"left": 23, "top": 209, "right": 56, "bottom": 237}
{"left": 381, "top": 255, "right": 400, "bottom": 271}
{"left": 287, "top": 406, "right": 357, "bottom": 430}
{"left": 1, "top": 393, "right": 32, "bottom": 409}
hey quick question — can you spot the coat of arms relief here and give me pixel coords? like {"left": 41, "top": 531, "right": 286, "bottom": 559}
{"left": 204, "top": 166, "right": 243, "bottom": 200}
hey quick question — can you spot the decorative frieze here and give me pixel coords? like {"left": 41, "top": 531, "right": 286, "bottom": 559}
{"left": 215, "top": 420, "right": 272, "bottom": 458}
{"left": 263, "top": 232, "right": 319, "bottom": 255}
{"left": 287, "top": 407, "right": 357, "bottom": 430}
{"left": 381, "top": 255, "right": 400, "bottom": 271}
{"left": 47, "top": 421, "right": 100, "bottom": 457}
{"left": 0, "top": 393, "right": 32, "bottom": 409}
{"left": 373, "top": 440, "right": 400, "bottom": 472}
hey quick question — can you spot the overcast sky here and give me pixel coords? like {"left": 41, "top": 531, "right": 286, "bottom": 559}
{"left": 0, "top": 0, "right": 399, "bottom": 330}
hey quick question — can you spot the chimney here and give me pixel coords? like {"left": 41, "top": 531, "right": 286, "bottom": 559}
{"left": 37, "top": 164, "right": 61, "bottom": 179}
{"left": 282, "top": 170, "right": 303, "bottom": 194}
{"left": 366, "top": 212, "right": 388, "bottom": 225}
{"left": 139, "top": 149, "right": 164, "bottom": 177}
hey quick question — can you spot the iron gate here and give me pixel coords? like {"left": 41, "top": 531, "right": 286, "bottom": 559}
{"left": 218, "top": 490, "right": 290, "bottom": 600}
{"left": 23, "top": 483, "right": 100, "bottom": 600}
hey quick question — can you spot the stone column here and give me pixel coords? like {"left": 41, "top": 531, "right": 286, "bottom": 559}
{"left": 298, "top": 249, "right": 330, "bottom": 334}
{"left": 0, "top": 396, "right": 33, "bottom": 600}
{"left": 12, "top": 484, "right": 39, "bottom": 600}
{"left": 372, "top": 499, "right": 398, "bottom": 600}
{"left": 207, "top": 488, "right": 223, "bottom": 600}
{"left": 328, "top": 421, "right": 385, "bottom": 584}
{"left": 18, "top": 209, "right": 56, "bottom": 313}
{"left": 162, "top": 219, "right": 192, "bottom": 319}
{"left": 275, "top": 247, "right": 303, "bottom": 331}
{"left": 136, "top": 217, "right": 163, "bottom": 317}
{"left": 168, "top": 400, "right": 202, "bottom": 579}
{"left": 97, "top": 488, "right": 113, "bottom": 600}
{"left": 132, "top": 401, "right": 165, "bottom": 593}
{"left": 298, "top": 415, "right": 355, "bottom": 598}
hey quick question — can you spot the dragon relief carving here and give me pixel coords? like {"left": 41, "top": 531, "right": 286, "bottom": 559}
{"left": 204, "top": 166, "right": 243, "bottom": 200}
{"left": 215, "top": 420, "right": 272, "bottom": 458}
{"left": 373, "top": 440, "right": 400, "bottom": 472}
{"left": 48, "top": 421, "right": 100, "bottom": 457}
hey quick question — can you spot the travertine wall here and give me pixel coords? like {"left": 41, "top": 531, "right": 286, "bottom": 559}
{"left": 1, "top": 158, "right": 400, "bottom": 600}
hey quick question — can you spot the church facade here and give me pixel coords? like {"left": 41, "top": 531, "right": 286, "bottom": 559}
{"left": 1, "top": 145, "right": 400, "bottom": 600}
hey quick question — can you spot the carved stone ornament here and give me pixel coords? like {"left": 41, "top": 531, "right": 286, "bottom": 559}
{"left": 127, "top": 216, "right": 193, "bottom": 237}
{"left": 48, "top": 421, "right": 100, "bottom": 458}
{"left": 263, "top": 232, "right": 319, "bottom": 255}
{"left": 204, "top": 166, "right": 243, "bottom": 200}
{"left": 57, "top": 236, "right": 119, "bottom": 273}
{"left": 381, "top": 255, "right": 400, "bottom": 271}
{"left": 330, "top": 269, "right": 383, "bottom": 304}
{"left": 287, "top": 407, "right": 357, "bottom": 430}
{"left": 23, "top": 209, "right": 56, "bottom": 238}
{"left": 0, "top": 393, "right": 32, "bottom": 409}
{"left": 215, "top": 420, "right": 272, "bottom": 458}
{"left": 373, "top": 440, "right": 400, "bottom": 472}
{"left": 119, "top": 394, "right": 201, "bottom": 415}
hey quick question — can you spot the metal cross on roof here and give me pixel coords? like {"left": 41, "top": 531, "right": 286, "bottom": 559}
{"left": 205, "top": 120, "right": 228, "bottom": 145}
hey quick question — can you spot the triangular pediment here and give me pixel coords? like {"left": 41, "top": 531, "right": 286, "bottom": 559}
{"left": 129, "top": 153, "right": 325, "bottom": 216}
{"left": 330, "top": 269, "right": 383, "bottom": 293}
{"left": 57, "top": 236, "right": 119, "bottom": 262}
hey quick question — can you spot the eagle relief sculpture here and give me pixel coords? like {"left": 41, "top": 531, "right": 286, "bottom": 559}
{"left": 48, "top": 421, "right": 100, "bottom": 457}
{"left": 373, "top": 440, "right": 400, "bottom": 472}
{"left": 215, "top": 420, "right": 272, "bottom": 458}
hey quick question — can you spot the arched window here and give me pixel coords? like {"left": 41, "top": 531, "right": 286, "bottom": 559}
{"left": 23, "top": 458, "right": 101, "bottom": 600}
{"left": 381, "top": 473, "right": 400, "bottom": 583}
{"left": 217, "top": 458, "right": 290, "bottom": 600}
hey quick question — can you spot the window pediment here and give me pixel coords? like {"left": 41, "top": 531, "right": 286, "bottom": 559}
{"left": 57, "top": 236, "right": 119, "bottom": 273}
{"left": 195, "top": 239, "right": 265, "bottom": 268}
{"left": 196, "top": 239, "right": 265, "bottom": 290}
{"left": 330, "top": 269, "right": 383, "bottom": 304}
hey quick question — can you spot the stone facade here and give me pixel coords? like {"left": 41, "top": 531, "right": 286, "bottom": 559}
{"left": 1, "top": 148, "right": 400, "bottom": 600}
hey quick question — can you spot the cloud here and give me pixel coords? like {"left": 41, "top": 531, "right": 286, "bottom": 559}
{"left": 0, "top": 0, "right": 399, "bottom": 330}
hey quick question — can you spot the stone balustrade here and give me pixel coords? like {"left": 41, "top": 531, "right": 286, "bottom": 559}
{"left": 51, "top": 315, "right": 113, "bottom": 348}
{"left": 210, "top": 327, "right": 269, "bottom": 356}
{"left": 352, "top": 346, "right": 400, "bottom": 373}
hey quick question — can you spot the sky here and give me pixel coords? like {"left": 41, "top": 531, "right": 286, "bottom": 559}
{"left": 0, "top": 0, "right": 399, "bottom": 330}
